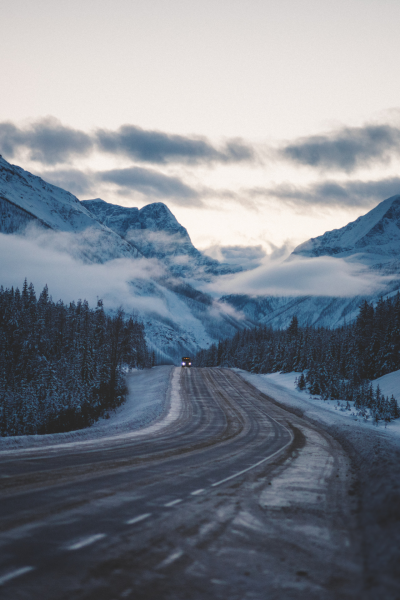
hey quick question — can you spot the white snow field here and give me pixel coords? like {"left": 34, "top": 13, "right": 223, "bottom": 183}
{"left": 0, "top": 366, "right": 178, "bottom": 453}
{"left": 235, "top": 369, "right": 400, "bottom": 438}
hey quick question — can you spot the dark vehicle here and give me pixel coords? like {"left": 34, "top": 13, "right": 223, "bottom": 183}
{"left": 181, "top": 357, "right": 192, "bottom": 367}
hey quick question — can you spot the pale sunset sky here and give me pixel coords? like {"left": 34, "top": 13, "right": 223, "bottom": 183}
{"left": 2, "top": 0, "right": 400, "bottom": 264}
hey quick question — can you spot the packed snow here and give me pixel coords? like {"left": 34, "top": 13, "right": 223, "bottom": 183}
{"left": 0, "top": 366, "right": 178, "bottom": 453}
{"left": 235, "top": 369, "right": 400, "bottom": 438}
{"left": 293, "top": 193, "right": 400, "bottom": 264}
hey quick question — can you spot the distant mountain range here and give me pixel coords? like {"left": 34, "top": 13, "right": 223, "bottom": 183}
{"left": 2, "top": 154, "right": 400, "bottom": 352}
{"left": 293, "top": 194, "right": 400, "bottom": 271}
{"left": 0, "top": 156, "right": 248, "bottom": 362}
{"left": 82, "top": 198, "right": 241, "bottom": 278}
{"left": 0, "top": 155, "right": 141, "bottom": 262}
{"left": 222, "top": 194, "right": 400, "bottom": 328}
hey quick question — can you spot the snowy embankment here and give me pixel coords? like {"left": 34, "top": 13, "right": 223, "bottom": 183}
{"left": 236, "top": 367, "right": 400, "bottom": 595}
{"left": 235, "top": 368, "right": 400, "bottom": 438}
{"left": 0, "top": 366, "right": 178, "bottom": 452}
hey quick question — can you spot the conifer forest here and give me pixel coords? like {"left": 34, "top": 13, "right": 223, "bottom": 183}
{"left": 0, "top": 280, "right": 152, "bottom": 436}
{"left": 196, "top": 295, "right": 400, "bottom": 424}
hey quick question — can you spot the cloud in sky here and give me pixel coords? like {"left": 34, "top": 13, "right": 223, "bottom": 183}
{"left": 0, "top": 117, "right": 93, "bottom": 165}
{"left": 203, "top": 255, "right": 392, "bottom": 298}
{"left": 99, "top": 166, "right": 202, "bottom": 205}
{"left": 96, "top": 125, "right": 254, "bottom": 165}
{"left": 0, "top": 118, "right": 255, "bottom": 167}
{"left": 281, "top": 124, "right": 400, "bottom": 172}
{"left": 36, "top": 165, "right": 201, "bottom": 206}
{"left": 40, "top": 168, "right": 95, "bottom": 197}
{"left": 203, "top": 244, "right": 268, "bottom": 269}
{"left": 264, "top": 177, "right": 400, "bottom": 208}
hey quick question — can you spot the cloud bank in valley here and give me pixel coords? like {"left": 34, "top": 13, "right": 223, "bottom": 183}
{"left": 203, "top": 244, "right": 268, "bottom": 270}
{"left": 0, "top": 231, "right": 171, "bottom": 317}
{"left": 203, "top": 255, "right": 393, "bottom": 298}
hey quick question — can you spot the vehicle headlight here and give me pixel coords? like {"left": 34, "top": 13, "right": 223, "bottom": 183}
{"left": 181, "top": 362, "right": 185, "bottom": 366}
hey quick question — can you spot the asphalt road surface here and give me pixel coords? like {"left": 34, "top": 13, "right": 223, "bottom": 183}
{"left": 0, "top": 368, "right": 363, "bottom": 599}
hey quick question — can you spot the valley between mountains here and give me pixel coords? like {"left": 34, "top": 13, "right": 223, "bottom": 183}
{"left": 2, "top": 154, "right": 400, "bottom": 361}
{"left": 2, "top": 156, "right": 400, "bottom": 598}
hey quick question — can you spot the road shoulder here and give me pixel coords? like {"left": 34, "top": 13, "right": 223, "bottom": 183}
{"left": 236, "top": 368, "right": 400, "bottom": 599}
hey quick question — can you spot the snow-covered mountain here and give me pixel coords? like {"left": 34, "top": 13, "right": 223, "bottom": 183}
{"left": 222, "top": 194, "right": 400, "bottom": 329}
{"left": 0, "top": 155, "right": 141, "bottom": 262}
{"left": 0, "top": 156, "right": 248, "bottom": 362}
{"left": 82, "top": 198, "right": 241, "bottom": 278}
{"left": 220, "top": 293, "right": 366, "bottom": 329}
{"left": 292, "top": 194, "right": 400, "bottom": 272}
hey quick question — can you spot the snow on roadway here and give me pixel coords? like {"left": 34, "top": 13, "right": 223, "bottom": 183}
{"left": 235, "top": 368, "right": 400, "bottom": 439}
{"left": 0, "top": 366, "right": 177, "bottom": 453}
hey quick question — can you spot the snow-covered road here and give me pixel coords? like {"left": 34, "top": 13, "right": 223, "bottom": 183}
{"left": 0, "top": 366, "right": 174, "bottom": 452}
{"left": 0, "top": 368, "right": 367, "bottom": 600}
{"left": 237, "top": 368, "right": 400, "bottom": 599}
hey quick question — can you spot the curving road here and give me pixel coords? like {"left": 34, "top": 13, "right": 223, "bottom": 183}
{"left": 0, "top": 368, "right": 363, "bottom": 599}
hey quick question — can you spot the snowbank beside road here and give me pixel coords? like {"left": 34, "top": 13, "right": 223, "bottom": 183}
{"left": 0, "top": 366, "right": 175, "bottom": 452}
{"left": 235, "top": 369, "right": 400, "bottom": 438}
{"left": 373, "top": 368, "right": 400, "bottom": 399}
{"left": 235, "top": 367, "right": 400, "bottom": 596}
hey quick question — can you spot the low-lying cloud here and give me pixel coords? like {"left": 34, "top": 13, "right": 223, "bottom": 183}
{"left": 203, "top": 244, "right": 268, "bottom": 269}
{"left": 203, "top": 255, "right": 393, "bottom": 298}
{"left": 0, "top": 231, "right": 171, "bottom": 316}
{"left": 281, "top": 124, "right": 400, "bottom": 173}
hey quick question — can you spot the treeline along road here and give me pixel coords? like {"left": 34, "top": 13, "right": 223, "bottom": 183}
{"left": 0, "top": 367, "right": 394, "bottom": 599}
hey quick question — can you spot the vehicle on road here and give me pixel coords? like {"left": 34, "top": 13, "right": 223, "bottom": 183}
{"left": 181, "top": 357, "right": 192, "bottom": 367}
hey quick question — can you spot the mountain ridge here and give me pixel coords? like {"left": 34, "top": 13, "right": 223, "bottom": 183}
{"left": 292, "top": 194, "right": 400, "bottom": 268}
{"left": 222, "top": 192, "right": 400, "bottom": 329}
{"left": 0, "top": 156, "right": 249, "bottom": 362}
{"left": 82, "top": 198, "right": 242, "bottom": 278}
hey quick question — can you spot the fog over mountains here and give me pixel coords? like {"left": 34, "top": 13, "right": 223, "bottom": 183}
{"left": 1, "top": 154, "right": 400, "bottom": 360}
{"left": 222, "top": 194, "right": 400, "bottom": 328}
{"left": 0, "top": 156, "right": 248, "bottom": 362}
{"left": 82, "top": 199, "right": 241, "bottom": 278}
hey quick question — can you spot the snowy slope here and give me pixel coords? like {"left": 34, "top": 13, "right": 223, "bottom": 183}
{"left": 373, "top": 369, "right": 400, "bottom": 399}
{"left": 0, "top": 366, "right": 175, "bottom": 451}
{"left": 0, "top": 157, "right": 249, "bottom": 362}
{"left": 82, "top": 198, "right": 242, "bottom": 278}
{"left": 222, "top": 194, "right": 400, "bottom": 329}
{"left": 220, "top": 293, "right": 366, "bottom": 328}
{"left": 293, "top": 194, "right": 400, "bottom": 268}
{"left": 237, "top": 369, "right": 400, "bottom": 437}
{"left": 0, "top": 156, "right": 141, "bottom": 261}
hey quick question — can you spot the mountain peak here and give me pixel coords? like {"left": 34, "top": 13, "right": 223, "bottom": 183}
{"left": 292, "top": 193, "right": 400, "bottom": 262}
{"left": 83, "top": 198, "right": 242, "bottom": 278}
{"left": 0, "top": 157, "right": 141, "bottom": 261}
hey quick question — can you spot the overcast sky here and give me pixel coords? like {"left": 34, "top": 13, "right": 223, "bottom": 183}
{"left": 2, "top": 0, "right": 400, "bottom": 259}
